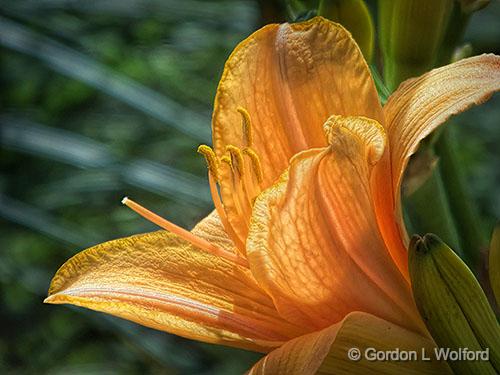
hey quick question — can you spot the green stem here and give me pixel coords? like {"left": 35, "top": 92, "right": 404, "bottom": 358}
{"left": 435, "top": 127, "right": 487, "bottom": 267}
{"left": 317, "top": 0, "right": 327, "bottom": 15}
{"left": 369, "top": 64, "right": 390, "bottom": 105}
{"left": 436, "top": 5, "right": 470, "bottom": 65}
{"left": 405, "top": 161, "right": 463, "bottom": 257}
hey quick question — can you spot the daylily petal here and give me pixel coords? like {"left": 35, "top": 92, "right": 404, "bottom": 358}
{"left": 45, "top": 230, "right": 305, "bottom": 352}
{"left": 371, "top": 54, "right": 500, "bottom": 278}
{"left": 384, "top": 54, "right": 500, "bottom": 237}
{"left": 247, "top": 115, "right": 423, "bottom": 333}
{"left": 248, "top": 311, "right": 450, "bottom": 375}
{"left": 191, "top": 209, "right": 237, "bottom": 254}
{"left": 213, "top": 16, "right": 383, "bottom": 187}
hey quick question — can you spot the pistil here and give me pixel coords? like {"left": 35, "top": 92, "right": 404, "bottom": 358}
{"left": 121, "top": 197, "right": 248, "bottom": 267}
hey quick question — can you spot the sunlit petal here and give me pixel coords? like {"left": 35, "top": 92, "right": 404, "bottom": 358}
{"left": 213, "top": 17, "right": 382, "bottom": 187}
{"left": 248, "top": 312, "right": 449, "bottom": 375}
{"left": 45, "top": 231, "right": 305, "bottom": 352}
{"left": 247, "top": 115, "right": 423, "bottom": 333}
{"left": 384, "top": 54, "right": 500, "bottom": 239}
{"left": 371, "top": 54, "right": 500, "bottom": 277}
{"left": 191, "top": 209, "right": 237, "bottom": 254}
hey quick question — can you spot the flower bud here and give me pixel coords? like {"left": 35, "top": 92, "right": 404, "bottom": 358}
{"left": 378, "top": 0, "right": 454, "bottom": 91}
{"left": 318, "top": 0, "right": 374, "bottom": 61}
{"left": 409, "top": 234, "right": 500, "bottom": 373}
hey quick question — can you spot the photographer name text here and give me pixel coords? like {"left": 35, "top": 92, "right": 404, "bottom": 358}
{"left": 347, "top": 347, "right": 490, "bottom": 362}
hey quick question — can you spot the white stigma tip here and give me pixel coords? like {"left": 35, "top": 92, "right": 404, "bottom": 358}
{"left": 121, "top": 196, "right": 129, "bottom": 205}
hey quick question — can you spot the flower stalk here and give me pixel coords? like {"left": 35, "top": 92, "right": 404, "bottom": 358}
{"left": 404, "top": 155, "right": 462, "bottom": 256}
{"left": 435, "top": 127, "right": 488, "bottom": 267}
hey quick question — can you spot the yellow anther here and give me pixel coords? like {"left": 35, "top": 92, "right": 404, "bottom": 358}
{"left": 226, "top": 145, "right": 245, "bottom": 177}
{"left": 243, "top": 148, "right": 263, "bottom": 183}
{"left": 220, "top": 155, "right": 232, "bottom": 168}
{"left": 197, "top": 144, "right": 219, "bottom": 181}
{"left": 237, "top": 107, "right": 253, "bottom": 147}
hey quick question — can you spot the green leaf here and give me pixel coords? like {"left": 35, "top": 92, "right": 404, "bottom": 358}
{"left": 0, "top": 16, "right": 210, "bottom": 140}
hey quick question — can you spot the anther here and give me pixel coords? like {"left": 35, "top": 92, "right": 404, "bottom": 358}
{"left": 226, "top": 145, "right": 244, "bottom": 177}
{"left": 243, "top": 148, "right": 263, "bottom": 184}
{"left": 220, "top": 155, "right": 232, "bottom": 168}
{"left": 197, "top": 145, "right": 219, "bottom": 181}
{"left": 237, "top": 107, "right": 253, "bottom": 147}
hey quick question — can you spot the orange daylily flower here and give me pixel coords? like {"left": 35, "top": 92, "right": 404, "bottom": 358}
{"left": 45, "top": 17, "right": 500, "bottom": 373}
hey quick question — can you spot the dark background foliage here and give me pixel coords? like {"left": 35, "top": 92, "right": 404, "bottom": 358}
{"left": 0, "top": 0, "right": 499, "bottom": 374}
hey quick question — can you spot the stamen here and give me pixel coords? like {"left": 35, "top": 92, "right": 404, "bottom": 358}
{"left": 207, "top": 173, "right": 247, "bottom": 253}
{"left": 197, "top": 145, "right": 219, "bottom": 181}
{"left": 237, "top": 107, "right": 253, "bottom": 147}
{"left": 121, "top": 197, "right": 248, "bottom": 267}
{"left": 243, "top": 148, "right": 264, "bottom": 184}
{"left": 226, "top": 144, "right": 256, "bottom": 216}
{"left": 220, "top": 153, "right": 248, "bottom": 219}
{"left": 225, "top": 145, "right": 245, "bottom": 177}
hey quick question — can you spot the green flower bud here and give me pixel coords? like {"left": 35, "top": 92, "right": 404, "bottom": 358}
{"left": 378, "top": 0, "right": 454, "bottom": 91}
{"left": 409, "top": 234, "right": 500, "bottom": 374}
{"left": 318, "top": 0, "right": 374, "bottom": 61}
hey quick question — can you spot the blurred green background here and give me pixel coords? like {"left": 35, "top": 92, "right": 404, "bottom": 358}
{"left": 0, "top": 0, "right": 499, "bottom": 374}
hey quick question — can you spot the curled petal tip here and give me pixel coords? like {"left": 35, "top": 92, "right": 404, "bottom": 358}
{"left": 43, "top": 295, "right": 57, "bottom": 304}
{"left": 323, "top": 115, "right": 386, "bottom": 165}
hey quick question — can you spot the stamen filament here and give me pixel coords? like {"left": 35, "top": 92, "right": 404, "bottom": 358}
{"left": 226, "top": 145, "right": 245, "bottom": 177}
{"left": 226, "top": 145, "right": 254, "bottom": 212}
{"left": 220, "top": 156, "right": 246, "bottom": 219}
{"left": 241, "top": 157, "right": 260, "bottom": 204}
{"left": 122, "top": 197, "right": 248, "bottom": 267}
{"left": 208, "top": 174, "right": 247, "bottom": 253}
{"left": 221, "top": 151, "right": 252, "bottom": 224}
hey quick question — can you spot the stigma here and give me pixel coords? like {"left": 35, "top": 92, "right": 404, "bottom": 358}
{"left": 121, "top": 197, "right": 248, "bottom": 267}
